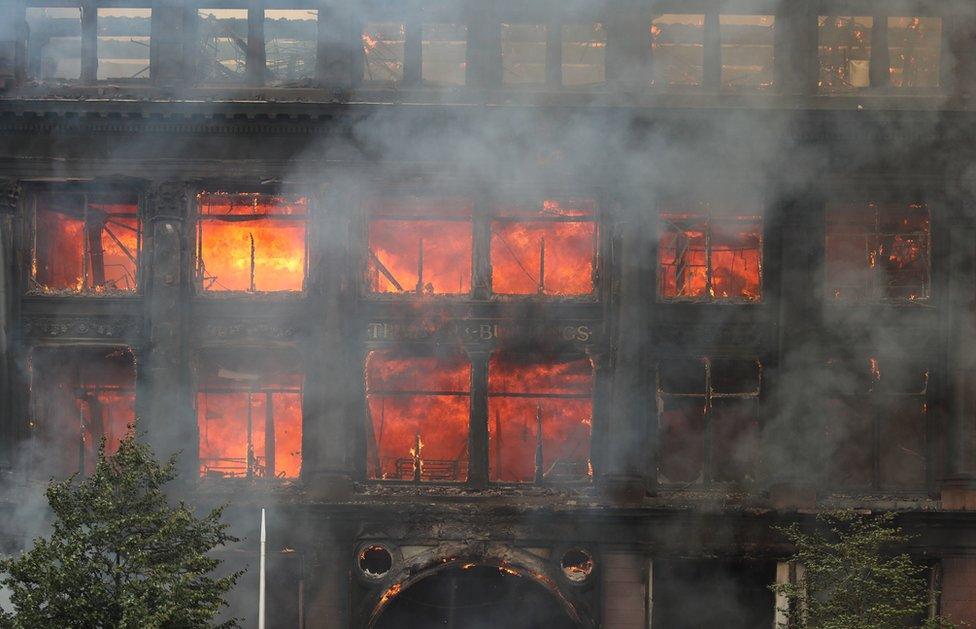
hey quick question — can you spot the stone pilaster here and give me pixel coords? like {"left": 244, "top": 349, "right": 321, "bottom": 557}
{"left": 150, "top": 1, "right": 187, "bottom": 85}
{"left": 0, "top": 180, "right": 20, "bottom": 469}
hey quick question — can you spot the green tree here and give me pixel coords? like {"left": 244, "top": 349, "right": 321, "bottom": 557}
{"left": 0, "top": 432, "right": 242, "bottom": 629}
{"left": 772, "top": 510, "right": 957, "bottom": 629}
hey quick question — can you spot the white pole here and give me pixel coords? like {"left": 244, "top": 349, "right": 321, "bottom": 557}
{"left": 258, "top": 508, "right": 266, "bottom": 629}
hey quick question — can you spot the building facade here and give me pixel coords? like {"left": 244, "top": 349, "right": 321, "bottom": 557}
{"left": 2, "top": 0, "right": 976, "bottom": 626}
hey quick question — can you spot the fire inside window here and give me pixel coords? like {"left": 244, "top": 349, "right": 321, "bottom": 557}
{"left": 818, "top": 16, "right": 873, "bottom": 92}
{"left": 824, "top": 358, "right": 927, "bottom": 491}
{"left": 561, "top": 23, "right": 606, "bottom": 87}
{"left": 889, "top": 17, "right": 941, "bottom": 89}
{"left": 30, "top": 347, "right": 135, "bottom": 477}
{"left": 490, "top": 199, "right": 598, "bottom": 296}
{"left": 422, "top": 23, "right": 467, "bottom": 86}
{"left": 720, "top": 15, "right": 775, "bottom": 90}
{"left": 658, "top": 204, "right": 762, "bottom": 302}
{"left": 366, "top": 197, "right": 473, "bottom": 295}
{"left": 365, "top": 349, "right": 470, "bottom": 482}
{"left": 362, "top": 22, "right": 405, "bottom": 83}
{"left": 197, "top": 354, "right": 303, "bottom": 479}
{"left": 657, "top": 358, "right": 761, "bottom": 484}
{"left": 651, "top": 14, "right": 705, "bottom": 88}
{"left": 195, "top": 192, "right": 307, "bottom": 293}
{"left": 30, "top": 191, "right": 140, "bottom": 294}
{"left": 488, "top": 353, "right": 593, "bottom": 483}
{"left": 825, "top": 201, "right": 929, "bottom": 302}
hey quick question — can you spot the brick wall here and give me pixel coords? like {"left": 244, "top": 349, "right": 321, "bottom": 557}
{"left": 942, "top": 557, "right": 976, "bottom": 624}
{"left": 602, "top": 551, "right": 647, "bottom": 628}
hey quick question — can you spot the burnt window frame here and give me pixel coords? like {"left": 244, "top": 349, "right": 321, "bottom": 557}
{"left": 95, "top": 6, "right": 153, "bottom": 82}
{"left": 822, "top": 355, "right": 930, "bottom": 493}
{"left": 650, "top": 12, "right": 707, "bottom": 90}
{"left": 360, "top": 191, "right": 604, "bottom": 303}
{"left": 25, "top": 4, "right": 85, "bottom": 82}
{"left": 28, "top": 344, "right": 138, "bottom": 479}
{"left": 193, "top": 347, "right": 305, "bottom": 482}
{"left": 655, "top": 356, "right": 763, "bottom": 487}
{"left": 656, "top": 200, "right": 765, "bottom": 304}
{"left": 24, "top": 182, "right": 144, "bottom": 297}
{"left": 487, "top": 349, "right": 596, "bottom": 485}
{"left": 823, "top": 196, "right": 933, "bottom": 304}
{"left": 191, "top": 186, "right": 311, "bottom": 297}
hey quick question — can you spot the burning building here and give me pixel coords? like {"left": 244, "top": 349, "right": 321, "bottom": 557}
{"left": 1, "top": 1, "right": 976, "bottom": 627}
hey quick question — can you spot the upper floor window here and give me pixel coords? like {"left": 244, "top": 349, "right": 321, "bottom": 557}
{"left": 888, "top": 17, "right": 941, "bottom": 89}
{"left": 658, "top": 202, "right": 762, "bottom": 302}
{"left": 196, "top": 9, "right": 248, "bottom": 83}
{"left": 362, "top": 22, "right": 405, "bottom": 83}
{"left": 365, "top": 349, "right": 470, "bottom": 482}
{"left": 265, "top": 9, "right": 317, "bottom": 86}
{"left": 26, "top": 8, "right": 81, "bottom": 81}
{"left": 366, "top": 196, "right": 473, "bottom": 296}
{"left": 561, "top": 23, "right": 606, "bottom": 88}
{"left": 825, "top": 201, "right": 929, "bottom": 302}
{"left": 720, "top": 15, "right": 775, "bottom": 90}
{"left": 490, "top": 198, "right": 598, "bottom": 297}
{"left": 823, "top": 357, "right": 927, "bottom": 490}
{"left": 97, "top": 8, "right": 151, "bottom": 81}
{"left": 195, "top": 192, "right": 307, "bottom": 294}
{"left": 651, "top": 14, "right": 705, "bottom": 88}
{"left": 30, "top": 190, "right": 141, "bottom": 295}
{"left": 196, "top": 350, "right": 303, "bottom": 480}
{"left": 30, "top": 346, "right": 135, "bottom": 478}
{"left": 502, "top": 23, "right": 547, "bottom": 86}
{"left": 818, "top": 16, "right": 873, "bottom": 92}
{"left": 656, "top": 358, "right": 761, "bottom": 485}
{"left": 422, "top": 23, "right": 467, "bottom": 86}
{"left": 488, "top": 353, "right": 593, "bottom": 483}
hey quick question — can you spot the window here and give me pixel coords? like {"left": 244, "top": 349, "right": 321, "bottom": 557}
{"left": 652, "top": 560, "right": 775, "bottom": 629}
{"left": 658, "top": 203, "right": 762, "bottom": 302}
{"left": 888, "top": 17, "right": 941, "bottom": 89}
{"left": 97, "top": 8, "right": 151, "bottom": 80}
{"left": 196, "top": 9, "right": 248, "bottom": 83}
{"left": 657, "top": 358, "right": 761, "bottom": 484}
{"left": 501, "top": 23, "right": 547, "bottom": 86}
{"left": 422, "top": 23, "right": 467, "bottom": 86}
{"left": 195, "top": 192, "right": 307, "bottom": 293}
{"left": 197, "top": 351, "right": 303, "bottom": 479}
{"left": 720, "top": 15, "right": 775, "bottom": 90}
{"left": 651, "top": 14, "right": 705, "bottom": 88}
{"left": 824, "top": 357, "right": 927, "bottom": 490}
{"left": 362, "top": 22, "right": 405, "bottom": 83}
{"left": 365, "top": 349, "right": 470, "bottom": 482}
{"left": 26, "top": 8, "right": 82, "bottom": 80}
{"left": 825, "top": 201, "right": 929, "bottom": 302}
{"left": 30, "top": 347, "right": 135, "bottom": 478}
{"left": 818, "top": 16, "right": 873, "bottom": 93}
{"left": 365, "top": 196, "right": 473, "bottom": 296}
{"left": 30, "top": 190, "right": 140, "bottom": 295}
{"left": 490, "top": 198, "right": 598, "bottom": 297}
{"left": 265, "top": 9, "right": 317, "bottom": 86}
{"left": 488, "top": 353, "right": 593, "bottom": 483}
{"left": 561, "top": 23, "right": 606, "bottom": 87}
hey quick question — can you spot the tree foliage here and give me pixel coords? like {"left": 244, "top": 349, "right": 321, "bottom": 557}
{"left": 0, "top": 432, "right": 242, "bottom": 629}
{"left": 772, "top": 510, "right": 956, "bottom": 629}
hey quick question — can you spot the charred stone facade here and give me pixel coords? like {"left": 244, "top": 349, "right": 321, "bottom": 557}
{"left": 2, "top": 1, "right": 976, "bottom": 627}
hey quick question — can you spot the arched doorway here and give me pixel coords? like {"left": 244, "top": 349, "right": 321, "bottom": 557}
{"left": 373, "top": 564, "right": 580, "bottom": 629}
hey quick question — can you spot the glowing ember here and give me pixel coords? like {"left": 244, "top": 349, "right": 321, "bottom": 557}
{"left": 32, "top": 193, "right": 140, "bottom": 294}
{"left": 365, "top": 349, "right": 470, "bottom": 481}
{"left": 30, "top": 347, "right": 135, "bottom": 477}
{"left": 488, "top": 354, "right": 593, "bottom": 483}
{"left": 196, "top": 192, "right": 306, "bottom": 293}
{"left": 659, "top": 207, "right": 762, "bottom": 301}
{"left": 197, "top": 361, "right": 303, "bottom": 479}
{"left": 366, "top": 197, "right": 473, "bottom": 295}
{"left": 490, "top": 199, "right": 597, "bottom": 296}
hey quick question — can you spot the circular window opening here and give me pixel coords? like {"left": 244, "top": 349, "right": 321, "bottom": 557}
{"left": 359, "top": 545, "right": 393, "bottom": 579}
{"left": 560, "top": 548, "right": 594, "bottom": 583}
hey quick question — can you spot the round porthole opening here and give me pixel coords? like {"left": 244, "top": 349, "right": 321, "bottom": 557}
{"left": 359, "top": 545, "right": 394, "bottom": 579}
{"left": 560, "top": 548, "right": 594, "bottom": 583}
